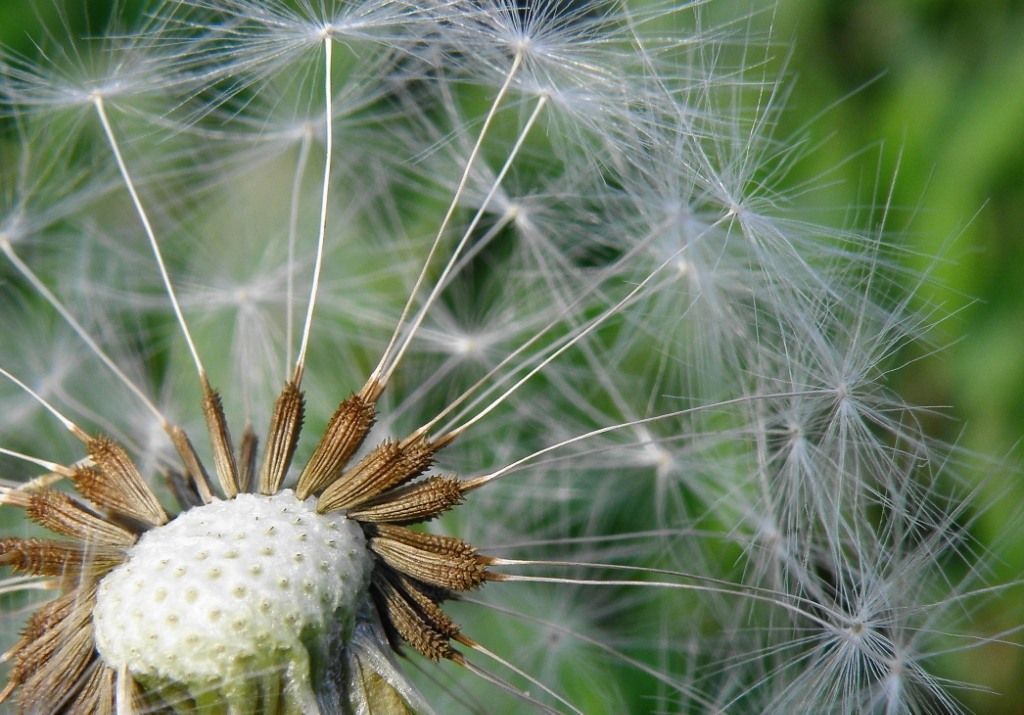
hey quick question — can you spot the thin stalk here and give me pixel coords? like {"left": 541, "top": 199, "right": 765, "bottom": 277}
{"left": 367, "top": 51, "right": 525, "bottom": 389}
{"left": 0, "top": 239, "right": 166, "bottom": 427}
{"left": 380, "top": 94, "right": 548, "bottom": 388}
{"left": 91, "top": 95, "right": 205, "bottom": 379}
{"left": 285, "top": 124, "right": 314, "bottom": 375}
{"left": 294, "top": 37, "right": 334, "bottom": 382}
{"left": 0, "top": 367, "right": 89, "bottom": 442}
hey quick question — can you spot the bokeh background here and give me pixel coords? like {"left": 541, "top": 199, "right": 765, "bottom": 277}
{"left": 767, "top": 5, "right": 1024, "bottom": 708}
{"left": 1, "top": 1, "right": 1021, "bottom": 711}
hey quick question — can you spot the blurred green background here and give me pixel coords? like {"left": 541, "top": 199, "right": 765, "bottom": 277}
{"left": 773, "top": 0, "right": 1024, "bottom": 460}
{"left": 765, "top": 2, "right": 1024, "bottom": 708}
{"left": 1, "top": 0, "right": 1021, "bottom": 711}
{"left": 768, "top": 5, "right": 1024, "bottom": 707}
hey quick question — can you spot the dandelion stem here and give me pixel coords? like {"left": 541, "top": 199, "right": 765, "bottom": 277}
{"left": 496, "top": 572, "right": 831, "bottom": 630}
{"left": 285, "top": 124, "right": 314, "bottom": 376}
{"left": 0, "top": 367, "right": 89, "bottom": 442}
{"left": 294, "top": 37, "right": 334, "bottom": 382}
{"left": 114, "top": 664, "right": 135, "bottom": 715}
{"left": 0, "top": 575, "right": 57, "bottom": 596}
{"left": 0, "top": 447, "right": 74, "bottom": 477}
{"left": 462, "top": 389, "right": 830, "bottom": 491}
{"left": 91, "top": 95, "right": 205, "bottom": 379}
{"left": 469, "top": 597, "right": 716, "bottom": 710}
{"left": 419, "top": 211, "right": 717, "bottom": 438}
{"left": 94, "top": 95, "right": 242, "bottom": 497}
{"left": 368, "top": 51, "right": 525, "bottom": 390}
{"left": 442, "top": 254, "right": 676, "bottom": 438}
{"left": 456, "top": 637, "right": 582, "bottom": 715}
{"left": 0, "top": 239, "right": 166, "bottom": 427}
{"left": 382, "top": 94, "right": 548, "bottom": 390}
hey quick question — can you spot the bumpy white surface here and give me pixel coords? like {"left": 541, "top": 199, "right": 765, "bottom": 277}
{"left": 93, "top": 490, "right": 372, "bottom": 686}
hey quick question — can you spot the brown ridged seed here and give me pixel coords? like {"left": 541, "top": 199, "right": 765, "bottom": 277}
{"left": 1, "top": 594, "right": 75, "bottom": 702}
{"left": 1, "top": 586, "right": 96, "bottom": 705}
{"left": 347, "top": 476, "right": 465, "bottom": 525}
{"left": 19, "top": 621, "right": 97, "bottom": 713}
{"left": 0, "top": 537, "right": 125, "bottom": 577}
{"left": 296, "top": 391, "right": 378, "bottom": 500}
{"left": 317, "top": 436, "right": 438, "bottom": 514}
{"left": 202, "top": 378, "right": 240, "bottom": 498}
{"left": 237, "top": 424, "right": 258, "bottom": 495}
{"left": 62, "top": 661, "right": 115, "bottom": 715}
{"left": 167, "top": 424, "right": 214, "bottom": 504}
{"left": 369, "top": 524, "right": 492, "bottom": 592}
{"left": 9, "top": 589, "right": 81, "bottom": 654}
{"left": 84, "top": 436, "right": 167, "bottom": 526}
{"left": 372, "top": 570, "right": 457, "bottom": 661}
{"left": 258, "top": 380, "right": 304, "bottom": 496}
{"left": 23, "top": 490, "right": 138, "bottom": 546}
{"left": 115, "top": 666, "right": 146, "bottom": 714}
{"left": 383, "top": 570, "right": 461, "bottom": 638}
{"left": 164, "top": 469, "right": 205, "bottom": 511}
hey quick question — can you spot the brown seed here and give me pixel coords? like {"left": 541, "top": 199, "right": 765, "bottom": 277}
{"left": 317, "top": 435, "right": 438, "bottom": 514}
{"left": 61, "top": 661, "right": 115, "bottom": 715}
{"left": 347, "top": 475, "right": 465, "bottom": 525}
{"left": 201, "top": 375, "right": 240, "bottom": 499}
{"left": 0, "top": 537, "right": 125, "bottom": 578}
{"left": 167, "top": 424, "right": 215, "bottom": 505}
{"left": 84, "top": 436, "right": 167, "bottom": 526}
{"left": 369, "top": 525, "right": 492, "bottom": 592}
{"left": 1, "top": 585, "right": 97, "bottom": 707}
{"left": 19, "top": 621, "right": 98, "bottom": 713}
{"left": 237, "top": 424, "right": 259, "bottom": 495}
{"left": 296, "top": 389, "right": 378, "bottom": 500}
{"left": 164, "top": 468, "right": 205, "bottom": 511}
{"left": 23, "top": 489, "right": 138, "bottom": 546}
{"left": 258, "top": 380, "right": 305, "bottom": 496}
{"left": 372, "top": 570, "right": 457, "bottom": 661}
{"left": 383, "top": 569, "right": 461, "bottom": 638}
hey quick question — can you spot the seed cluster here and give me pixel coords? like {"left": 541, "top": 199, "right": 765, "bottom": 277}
{"left": 1, "top": 369, "right": 496, "bottom": 711}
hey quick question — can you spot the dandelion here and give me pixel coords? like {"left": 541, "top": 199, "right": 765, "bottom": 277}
{"left": 0, "top": 1, "right": 1018, "bottom": 713}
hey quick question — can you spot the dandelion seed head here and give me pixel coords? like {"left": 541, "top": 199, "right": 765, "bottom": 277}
{"left": 0, "top": 0, "right": 1017, "bottom": 712}
{"left": 93, "top": 490, "right": 370, "bottom": 691}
